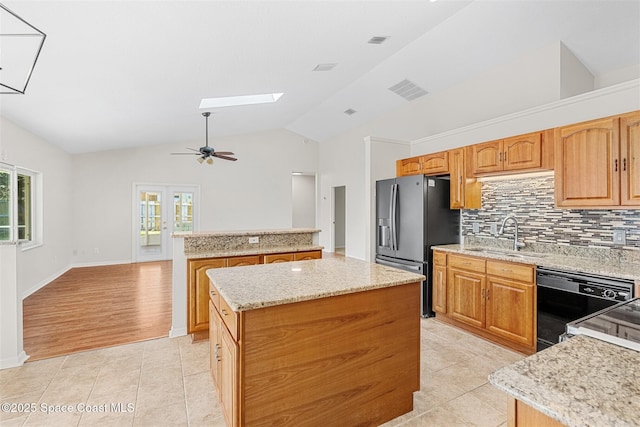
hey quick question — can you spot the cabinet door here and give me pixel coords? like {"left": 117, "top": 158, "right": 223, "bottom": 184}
{"left": 449, "top": 148, "right": 465, "bottom": 209}
{"left": 447, "top": 268, "right": 485, "bottom": 329}
{"left": 485, "top": 277, "right": 534, "bottom": 347}
{"left": 227, "top": 255, "right": 261, "bottom": 267}
{"left": 293, "top": 250, "right": 322, "bottom": 261}
{"left": 188, "top": 258, "right": 227, "bottom": 333}
{"left": 420, "top": 151, "right": 449, "bottom": 175}
{"left": 209, "top": 301, "right": 221, "bottom": 390}
{"left": 263, "top": 253, "right": 295, "bottom": 263}
{"left": 396, "top": 156, "right": 421, "bottom": 177}
{"left": 554, "top": 117, "right": 620, "bottom": 207}
{"left": 432, "top": 264, "right": 447, "bottom": 314}
{"left": 503, "top": 132, "right": 542, "bottom": 171}
{"left": 220, "top": 326, "right": 238, "bottom": 427}
{"left": 620, "top": 111, "right": 640, "bottom": 206}
{"left": 471, "top": 140, "right": 503, "bottom": 174}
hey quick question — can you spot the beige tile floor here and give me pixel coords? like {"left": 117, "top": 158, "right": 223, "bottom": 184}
{"left": 0, "top": 319, "right": 523, "bottom": 427}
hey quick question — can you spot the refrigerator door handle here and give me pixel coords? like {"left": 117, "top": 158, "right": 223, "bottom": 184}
{"left": 389, "top": 183, "right": 395, "bottom": 251}
{"left": 391, "top": 183, "right": 398, "bottom": 251}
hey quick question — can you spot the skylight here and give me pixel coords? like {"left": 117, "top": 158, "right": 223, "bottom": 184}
{"left": 199, "top": 93, "right": 283, "bottom": 109}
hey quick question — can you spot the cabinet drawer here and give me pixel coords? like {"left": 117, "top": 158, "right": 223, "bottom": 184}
{"left": 294, "top": 250, "right": 322, "bottom": 261}
{"left": 487, "top": 260, "right": 534, "bottom": 283}
{"left": 448, "top": 254, "right": 485, "bottom": 273}
{"left": 433, "top": 251, "right": 447, "bottom": 266}
{"left": 264, "top": 253, "right": 295, "bottom": 263}
{"left": 227, "top": 255, "right": 261, "bottom": 267}
{"left": 219, "top": 295, "right": 239, "bottom": 341}
{"left": 209, "top": 281, "right": 220, "bottom": 311}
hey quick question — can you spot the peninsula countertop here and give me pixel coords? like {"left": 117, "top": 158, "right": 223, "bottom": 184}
{"left": 489, "top": 335, "right": 640, "bottom": 427}
{"left": 206, "top": 257, "right": 426, "bottom": 311}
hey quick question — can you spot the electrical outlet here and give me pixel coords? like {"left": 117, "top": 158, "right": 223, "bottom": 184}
{"left": 613, "top": 230, "right": 626, "bottom": 245}
{"left": 472, "top": 222, "right": 479, "bottom": 233}
{"left": 490, "top": 223, "right": 498, "bottom": 236}
{"left": 249, "top": 236, "right": 259, "bottom": 244}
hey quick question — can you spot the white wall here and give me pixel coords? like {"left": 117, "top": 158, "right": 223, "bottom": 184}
{"left": 0, "top": 117, "right": 73, "bottom": 297}
{"left": 291, "top": 174, "right": 316, "bottom": 228}
{"left": 71, "top": 128, "right": 318, "bottom": 265}
{"left": 0, "top": 116, "right": 73, "bottom": 367}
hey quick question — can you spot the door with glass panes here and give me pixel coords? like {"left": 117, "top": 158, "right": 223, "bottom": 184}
{"left": 135, "top": 185, "right": 198, "bottom": 261}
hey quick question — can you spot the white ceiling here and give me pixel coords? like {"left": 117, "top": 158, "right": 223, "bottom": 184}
{"left": 1, "top": 0, "right": 639, "bottom": 154}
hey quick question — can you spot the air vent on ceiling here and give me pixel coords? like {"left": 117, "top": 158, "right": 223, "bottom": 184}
{"left": 313, "top": 63, "right": 337, "bottom": 71}
{"left": 344, "top": 108, "right": 357, "bottom": 116}
{"left": 368, "top": 36, "right": 389, "bottom": 45}
{"left": 388, "top": 79, "right": 428, "bottom": 101}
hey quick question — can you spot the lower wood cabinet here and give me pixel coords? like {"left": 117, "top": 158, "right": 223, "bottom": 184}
{"left": 435, "top": 251, "right": 536, "bottom": 354}
{"left": 432, "top": 251, "right": 448, "bottom": 314}
{"left": 508, "top": 398, "right": 564, "bottom": 427}
{"left": 188, "top": 250, "right": 322, "bottom": 334}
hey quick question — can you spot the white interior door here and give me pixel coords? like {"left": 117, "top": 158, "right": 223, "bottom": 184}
{"left": 135, "top": 184, "right": 198, "bottom": 262}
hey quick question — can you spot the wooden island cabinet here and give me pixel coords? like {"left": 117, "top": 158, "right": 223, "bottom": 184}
{"left": 187, "top": 250, "right": 322, "bottom": 336}
{"left": 208, "top": 257, "right": 424, "bottom": 426}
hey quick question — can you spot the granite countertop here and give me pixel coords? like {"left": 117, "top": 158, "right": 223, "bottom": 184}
{"left": 489, "top": 335, "right": 640, "bottom": 427}
{"left": 173, "top": 228, "right": 320, "bottom": 238}
{"left": 206, "top": 257, "right": 426, "bottom": 311}
{"left": 433, "top": 244, "right": 640, "bottom": 282}
{"left": 185, "top": 245, "right": 324, "bottom": 259}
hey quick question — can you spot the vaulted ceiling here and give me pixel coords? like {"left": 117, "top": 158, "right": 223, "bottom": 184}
{"left": 1, "top": 0, "right": 639, "bottom": 154}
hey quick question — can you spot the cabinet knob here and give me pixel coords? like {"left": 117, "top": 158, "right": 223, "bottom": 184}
{"left": 221, "top": 309, "right": 228, "bottom": 316}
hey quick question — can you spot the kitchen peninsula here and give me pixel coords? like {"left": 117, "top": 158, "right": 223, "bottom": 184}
{"left": 171, "top": 229, "right": 323, "bottom": 339}
{"left": 490, "top": 334, "right": 640, "bottom": 427}
{"left": 207, "top": 257, "right": 425, "bottom": 426}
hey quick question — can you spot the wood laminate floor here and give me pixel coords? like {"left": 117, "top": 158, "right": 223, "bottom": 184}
{"left": 23, "top": 261, "right": 172, "bottom": 362}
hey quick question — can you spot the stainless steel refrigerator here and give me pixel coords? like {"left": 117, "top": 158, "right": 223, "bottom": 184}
{"left": 375, "top": 175, "right": 460, "bottom": 317}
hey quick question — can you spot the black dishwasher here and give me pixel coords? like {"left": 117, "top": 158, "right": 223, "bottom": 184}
{"left": 536, "top": 267, "right": 634, "bottom": 351}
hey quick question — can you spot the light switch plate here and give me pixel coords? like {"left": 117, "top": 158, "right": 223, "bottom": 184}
{"left": 249, "top": 236, "right": 259, "bottom": 244}
{"left": 613, "top": 230, "right": 626, "bottom": 245}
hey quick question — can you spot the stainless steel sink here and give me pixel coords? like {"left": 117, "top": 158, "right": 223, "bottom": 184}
{"left": 463, "top": 247, "right": 548, "bottom": 259}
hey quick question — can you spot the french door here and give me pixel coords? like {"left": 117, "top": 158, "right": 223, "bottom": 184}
{"left": 134, "top": 184, "right": 199, "bottom": 262}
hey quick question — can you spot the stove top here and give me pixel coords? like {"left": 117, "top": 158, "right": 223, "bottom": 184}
{"left": 566, "top": 298, "right": 640, "bottom": 351}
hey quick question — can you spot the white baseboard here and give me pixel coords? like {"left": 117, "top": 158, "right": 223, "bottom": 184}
{"left": 169, "top": 327, "right": 187, "bottom": 338}
{"left": 0, "top": 351, "right": 29, "bottom": 370}
{"left": 22, "top": 264, "right": 72, "bottom": 299}
{"left": 70, "top": 259, "right": 133, "bottom": 269}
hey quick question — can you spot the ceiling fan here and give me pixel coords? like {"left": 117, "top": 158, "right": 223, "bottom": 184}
{"left": 172, "top": 112, "right": 237, "bottom": 164}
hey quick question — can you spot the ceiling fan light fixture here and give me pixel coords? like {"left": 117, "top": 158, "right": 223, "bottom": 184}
{"left": 197, "top": 157, "right": 204, "bottom": 164}
{"left": 199, "top": 93, "right": 283, "bottom": 109}
{"left": 206, "top": 158, "right": 213, "bottom": 165}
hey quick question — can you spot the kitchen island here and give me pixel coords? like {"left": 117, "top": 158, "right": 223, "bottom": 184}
{"left": 207, "top": 257, "right": 425, "bottom": 426}
{"left": 489, "top": 335, "right": 640, "bottom": 427}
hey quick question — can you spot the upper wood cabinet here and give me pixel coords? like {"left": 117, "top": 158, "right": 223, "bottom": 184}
{"left": 420, "top": 151, "right": 449, "bottom": 175}
{"left": 396, "top": 151, "right": 449, "bottom": 177}
{"left": 396, "top": 156, "right": 422, "bottom": 177}
{"left": 469, "top": 131, "right": 553, "bottom": 176}
{"left": 555, "top": 112, "right": 640, "bottom": 208}
{"left": 620, "top": 111, "right": 640, "bottom": 206}
{"left": 449, "top": 148, "right": 481, "bottom": 209}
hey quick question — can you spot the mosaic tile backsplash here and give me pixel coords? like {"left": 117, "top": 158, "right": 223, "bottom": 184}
{"left": 461, "top": 173, "right": 640, "bottom": 250}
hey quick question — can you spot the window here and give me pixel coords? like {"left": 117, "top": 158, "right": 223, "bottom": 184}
{"left": 0, "top": 163, "right": 40, "bottom": 245}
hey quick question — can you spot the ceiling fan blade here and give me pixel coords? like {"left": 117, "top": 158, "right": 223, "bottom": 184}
{"left": 171, "top": 152, "right": 200, "bottom": 155}
{"left": 213, "top": 153, "right": 238, "bottom": 161}
{"left": 186, "top": 147, "right": 200, "bottom": 152}
{"left": 214, "top": 151, "right": 235, "bottom": 155}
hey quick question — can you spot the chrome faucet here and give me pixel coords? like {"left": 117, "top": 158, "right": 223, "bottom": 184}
{"left": 499, "top": 214, "right": 525, "bottom": 251}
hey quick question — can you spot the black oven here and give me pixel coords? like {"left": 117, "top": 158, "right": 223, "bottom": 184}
{"left": 536, "top": 267, "right": 633, "bottom": 351}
